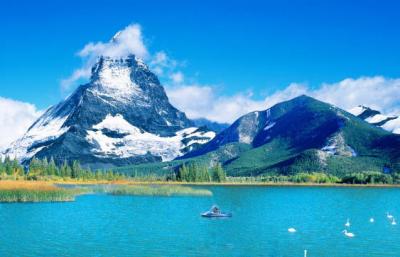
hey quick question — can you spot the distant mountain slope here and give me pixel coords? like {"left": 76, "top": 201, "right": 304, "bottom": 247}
{"left": 2, "top": 34, "right": 215, "bottom": 168}
{"left": 179, "top": 95, "right": 400, "bottom": 176}
{"left": 192, "top": 118, "right": 230, "bottom": 133}
{"left": 349, "top": 105, "right": 399, "bottom": 133}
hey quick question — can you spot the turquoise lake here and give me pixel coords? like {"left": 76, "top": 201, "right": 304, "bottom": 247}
{"left": 0, "top": 186, "right": 399, "bottom": 256}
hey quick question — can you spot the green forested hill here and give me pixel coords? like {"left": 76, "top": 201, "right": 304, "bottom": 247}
{"left": 115, "top": 95, "right": 400, "bottom": 177}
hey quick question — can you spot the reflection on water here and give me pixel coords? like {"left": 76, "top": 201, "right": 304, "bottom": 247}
{"left": 0, "top": 186, "right": 399, "bottom": 256}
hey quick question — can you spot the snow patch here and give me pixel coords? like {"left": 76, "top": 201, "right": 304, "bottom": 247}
{"left": 263, "top": 122, "right": 276, "bottom": 131}
{"left": 349, "top": 106, "right": 367, "bottom": 116}
{"left": 382, "top": 117, "right": 400, "bottom": 134}
{"left": 92, "top": 58, "right": 144, "bottom": 103}
{"left": 86, "top": 114, "right": 214, "bottom": 161}
{"left": 321, "top": 145, "right": 337, "bottom": 155}
{"left": 366, "top": 114, "right": 390, "bottom": 124}
{"left": 3, "top": 113, "right": 70, "bottom": 161}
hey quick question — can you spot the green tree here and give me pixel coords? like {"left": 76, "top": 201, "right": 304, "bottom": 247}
{"left": 47, "top": 157, "right": 57, "bottom": 176}
{"left": 211, "top": 163, "right": 226, "bottom": 182}
{"left": 178, "top": 164, "right": 189, "bottom": 182}
{"left": 71, "top": 160, "right": 81, "bottom": 179}
{"left": 29, "top": 157, "right": 41, "bottom": 175}
{"left": 11, "top": 158, "right": 24, "bottom": 176}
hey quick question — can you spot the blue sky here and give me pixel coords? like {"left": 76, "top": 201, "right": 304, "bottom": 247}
{"left": 1, "top": 0, "right": 400, "bottom": 148}
{"left": 1, "top": 0, "right": 400, "bottom": 109}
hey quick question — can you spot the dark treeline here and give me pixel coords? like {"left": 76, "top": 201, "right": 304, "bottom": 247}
{"left": 0, "top": 157, "right": 227, "bottom": 183}
{"left": 1, "top": 157, "right": 399, "bottom": 184}
{"left": 228, "top": 171, "right": 400, "bottom": 184}
{"left": 0, "top": 157, "right": 125, "bottom": 181}
{"left": 175, "top": 163, "right": 226, "bottom": 182}
{"left": 0, "top": 156, "right": 24, "bottom": 177}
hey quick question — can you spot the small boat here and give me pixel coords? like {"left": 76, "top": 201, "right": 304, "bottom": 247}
{"left": 201, "top": 205, "right": 232, "bottom": 218}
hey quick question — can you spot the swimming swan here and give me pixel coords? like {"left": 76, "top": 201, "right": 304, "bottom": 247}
{"left": 342, "top": 229, "right": 355, "bottom": 238}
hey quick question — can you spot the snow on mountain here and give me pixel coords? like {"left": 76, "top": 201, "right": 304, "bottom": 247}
{"left": 2, "top": 51, "right": 214, "bottom": 168}
{"left": 382, "top": 117, "right": 400, "bottom": 134}
{"left": 86, "top": 114, "right": 214, "bottom": 161}
{"left": 349, "top": 106, "right": 368, "bottom": 116}
{"left": 89, "top": 57, "right": 147, "bottom": 104}
{"left": 365, "top": 114, "right": 391, "bottom": 124}
{"left": 350, "top": 105, "right": 399, "bottom": 134}
{"left": 2, "top": 96, "right": 75, "bottom": 161}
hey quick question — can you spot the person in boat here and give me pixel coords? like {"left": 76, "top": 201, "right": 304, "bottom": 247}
{"left": 211, "top": 205, "right": 221, "bottom": 214}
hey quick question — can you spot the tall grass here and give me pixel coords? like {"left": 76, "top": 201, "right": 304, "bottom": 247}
{"left": 99, "top": 185, "right": 212, "bottom": 197}
{"left": 0, "top": 181, "right": 212, "bottom": 202}
{"left": 0, "top": 181, "right": 89, "bottom": 202}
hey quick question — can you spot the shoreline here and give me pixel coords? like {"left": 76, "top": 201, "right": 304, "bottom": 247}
{"left": 1, "top": 180, "right": 399, "bottom": 188}
{"left": 53, "top": 180, "right": 400, "bottom": 188}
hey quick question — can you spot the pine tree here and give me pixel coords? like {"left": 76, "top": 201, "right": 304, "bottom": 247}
{"left": 29, "top": 157, "right": 40, "bottom": 175}
{"left": 4, "top": 156, "right": 13, "bottom": 175}
{"left": 48, "top": 157, "right": 57, "bottom": 176}
{"left": 188, "top": 163, "right": 197, "bottom": 182}
{"left": 71, "top": 160, "right": 81, "bottom": 179}
{"left": 211, "top": 163, "right": 226, "bottom": 182}
{"left": 0, "top": 157, "right": 4, "bottom": 174}
{"left": 41, "top": 157, "right": 49, "bottom": 176}
{"left": 200, "top": 165, "right": 211, "bottom": 182}
{"left": 11, "top": 158, "right": 23, "bottom": 176}
{"left": 178, "top": 164, "right": 189, "bottom": 182}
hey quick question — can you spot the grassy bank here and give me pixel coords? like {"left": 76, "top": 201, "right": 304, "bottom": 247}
{"left": 0, "top": 180, "right": 397, "bottom": 204}
{"left": 0, "top": 181, "right": 89, "bottom": 203}
{"left": 0, "top": 181, "right": 213, "bottom": 202}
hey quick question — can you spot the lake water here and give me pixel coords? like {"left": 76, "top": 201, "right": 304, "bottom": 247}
{"left": 0, "top": 186, "right": 399, "bottom": 257}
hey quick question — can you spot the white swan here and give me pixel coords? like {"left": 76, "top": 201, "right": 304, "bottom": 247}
{"left": 304, "top": 249, "right": 307, "bottom": 257}
{"left": 392, "top": 218, "right": 397, "bottom": 225}
{"left": 343, "top": 229, "right": 355, "bottom": 238}
{"left": 387, "top": 212, "right": 394, "bottom": 219}
{"left": 288, "top": 227, "right": 297, "bottom": 233}
{"left": 369, "top": 218, "right": 375, "bottom": 223}
{"left": 345, "top": 218, "right": 351, "bottom": 227}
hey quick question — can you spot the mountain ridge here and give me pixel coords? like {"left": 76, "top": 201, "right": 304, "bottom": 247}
{"left": 176, "top": 95, "right": 400, "bottom": 176}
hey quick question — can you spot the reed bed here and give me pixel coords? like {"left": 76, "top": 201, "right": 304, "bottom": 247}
{"left": 0, "top": 181, "right": 89, "bottom": 202}
{"left": 99, "top": 185, "right": 213, "bottom": 197}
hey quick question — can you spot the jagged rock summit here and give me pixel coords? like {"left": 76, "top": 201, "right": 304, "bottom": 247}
{"left": 3, "top": 54, "right": 215, "bottom": 169}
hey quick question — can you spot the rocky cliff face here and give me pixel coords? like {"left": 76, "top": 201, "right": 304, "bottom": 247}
{"left": 3, "top": 55, "right": 214, "bottom": 169}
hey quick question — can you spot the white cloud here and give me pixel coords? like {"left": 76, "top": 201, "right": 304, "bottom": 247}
{"left": 149, "top": 51, "right": 180, "bottom": 77}
{"left": 166, "top": 76, "right": 400, "bottom": 124}
{"left": 170, "top": 72, "right": 184, "bottom": 83}
{"left": 311, "top": 76, "right": 400, "bottom": 115}
{"left": 61, "top": 24, "right": 149, "bottom": 91}
{"left": 0, "top": 97, "right": 42, "bottom": 150}
{"left": 151, "top": 51, "right": 168, "bottom": 66}
{"left": 59, "top": 24, "right": 400, "bottom": 125}
{"left": 166, "top": 85, "right": 267, "bottom": 123}
{"left": 61, "top": 67, "right": 92, "bottom": 91}
{"left": 78, "top": 24, "right": 148, "bottom": 59}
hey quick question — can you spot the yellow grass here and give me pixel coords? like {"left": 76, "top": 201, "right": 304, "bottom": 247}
{"left": 0, "top": 181, "right": 90, "bottom": 202}
{"left": 0, "top": 180, "right": 59, "bottom": 191}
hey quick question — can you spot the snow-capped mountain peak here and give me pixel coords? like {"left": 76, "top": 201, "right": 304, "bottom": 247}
{"left": 89, "top": 56, "right": 146, "bottom": 103}
{"left": 2, "top": 54, "right": 214, "bottom": 168}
